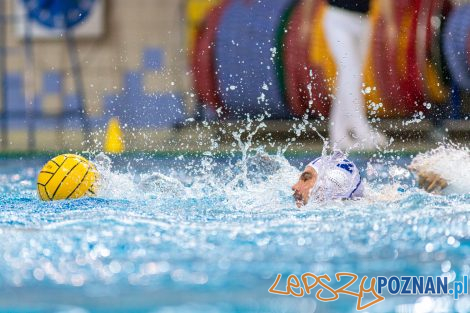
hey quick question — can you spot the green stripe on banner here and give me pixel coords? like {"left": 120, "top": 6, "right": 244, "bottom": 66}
{"left": 275, "top": 0, "right": 298, "bottom": 111}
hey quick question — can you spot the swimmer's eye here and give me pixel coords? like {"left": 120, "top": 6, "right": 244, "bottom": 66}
{"left": 300, "top": 172, "right": 313, "bottom": 181}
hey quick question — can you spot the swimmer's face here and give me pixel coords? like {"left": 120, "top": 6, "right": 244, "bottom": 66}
{"left": 292, "top": 166, "right": 317, "bottom": 208}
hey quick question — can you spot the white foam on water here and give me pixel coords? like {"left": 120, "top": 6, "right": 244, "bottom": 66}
{"left": 93, "top": 153, "right": 186, "bottom": 201}
{"left": 90, "top": 116, "right": 308, "bottom": 208}
{"left": 410, "top": 143, "right": 470, "bottom": 195}
{"left": 90, "top": 113, "right": 468, "bottom": 210}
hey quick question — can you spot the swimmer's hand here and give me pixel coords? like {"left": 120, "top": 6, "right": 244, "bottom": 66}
{"left": 418, "top": 171, "right": 448, "bottom": 193}
{"left": 409, "top": 165, "right": 448, "bottom": 193}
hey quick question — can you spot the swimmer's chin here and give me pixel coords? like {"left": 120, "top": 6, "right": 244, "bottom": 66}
{"left": 293, "top": 194, "right": 306, "bottom": 208}
{"left": 294, "top": 198, "right": 310, "bottom": 208}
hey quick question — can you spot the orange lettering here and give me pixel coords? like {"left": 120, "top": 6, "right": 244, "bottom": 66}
{"left": 270, "top": 272, "right": 385, "bottom": 311}
{"left": 335, "top": 272, "right": 360, "bottom": 297}
{"left": 356, "top": 276, "right": 385, "bottom": 311}
{"left": 287, "top": 274, "right": 304, "bottom": 297}
{"left": 268, "top": 274, "right": 290, "bottom": 295}
{"left": 316, "top": 274, "right": 339, "bottom": 301}
{"left": 301, "top": 272, "right": 319, "bottom": 295}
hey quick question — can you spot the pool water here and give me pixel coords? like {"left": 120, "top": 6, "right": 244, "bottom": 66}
{"left": 0, "top": 150, "right": 469, "bottom": 313}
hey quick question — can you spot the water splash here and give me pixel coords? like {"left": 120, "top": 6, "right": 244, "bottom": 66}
{"left": 1, "top": 141, "right": 470, "bottom": 312}
{"left": 409, "top": 143, "right": 470, "bottom": 195}
{"left": 92, "top": 118, "right": 301, "bottom": 212}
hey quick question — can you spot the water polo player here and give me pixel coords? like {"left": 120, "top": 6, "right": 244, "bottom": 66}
{"left": 292, "top": 146, "right": 468, "bottom": 207}
{"left": 292, "top": 150, "right": 363, "bottom": 207}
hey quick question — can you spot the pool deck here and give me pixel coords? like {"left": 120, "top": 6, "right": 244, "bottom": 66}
{"left": 0, "top": 119, "right": 468, "bottom": 155}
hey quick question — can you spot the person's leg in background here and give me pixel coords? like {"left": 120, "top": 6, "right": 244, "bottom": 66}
{"left": 324, "top": 7, "right": 386, "bottom": 150}
{"left": 355, "top": 15, "right": 388, "bottom": 147}
{"left": 324, "top": 7, "right": 359, "bottom": 150}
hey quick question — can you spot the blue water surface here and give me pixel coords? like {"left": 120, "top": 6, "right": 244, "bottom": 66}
{"left": 0, "top": 154, "right": 469, "bottom": 313}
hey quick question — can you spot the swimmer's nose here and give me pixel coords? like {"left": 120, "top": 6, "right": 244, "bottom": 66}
{"left": 292, "top": 185, "right": 303, "bottom": 200}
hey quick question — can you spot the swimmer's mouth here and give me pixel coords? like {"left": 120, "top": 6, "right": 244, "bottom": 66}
{"left": 293, "top": 192, "right": 304, "bottom": 205}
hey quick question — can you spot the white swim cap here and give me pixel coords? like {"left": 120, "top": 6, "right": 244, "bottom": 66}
{"left": 307, "top": 152, "right": 362, "bottom": 201}
{"left": 323, "top": 168, "right": 353, "bottom": 195}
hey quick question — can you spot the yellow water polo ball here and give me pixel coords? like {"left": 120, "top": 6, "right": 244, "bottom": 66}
{"left": 37, "top": 154, "right": 99, "bottom": 201}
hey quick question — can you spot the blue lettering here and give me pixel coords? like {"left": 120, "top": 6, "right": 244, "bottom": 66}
{"left": 377, "top": 276, "right": 387, "bottom": 294}
{"left": 401, "top": 276, "right": 412, "bottom": 294}
{"left": 465, "top": 276, "right": 468, "bottom": 294}
{"left": 388, "top": 276, "right": 400, "bottom": 294}
{"left": 413, "top": 277, "right": 424, "bottom": 294}
{"left": 424, "top": 277, "right": 436, "bottom": 294}
{"left": 454, "top": 281, "right": 463, "bottom": 300}
{"left": 436, "top": 277, "right": 448, "bottom": 294}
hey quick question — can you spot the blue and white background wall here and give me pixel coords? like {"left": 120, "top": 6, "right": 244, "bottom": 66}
{"left": 1, "top": 0, "right": 191, "bottom": 150}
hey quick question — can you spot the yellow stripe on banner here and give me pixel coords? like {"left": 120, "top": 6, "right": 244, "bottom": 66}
{"left": 186, "top": 0, "right": 222, "bottom": 51}
{"left": 397, "top": 11, "right": 412, "bottom": 77}
{"left": 425, "top": 61, "right": 448, "bottom": 103}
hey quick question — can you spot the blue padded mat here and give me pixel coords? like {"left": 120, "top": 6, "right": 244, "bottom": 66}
{"left": 443, "top": 4, "right": 470, "bottom": 89}
{"left": 215, "top": 0, "right": 294, "bottom": 118}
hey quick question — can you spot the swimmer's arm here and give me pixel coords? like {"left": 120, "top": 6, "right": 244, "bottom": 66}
{"left": 409, "top": 166, "right": 448, "bottom": 193}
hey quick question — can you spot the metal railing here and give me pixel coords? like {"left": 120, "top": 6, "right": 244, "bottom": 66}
{"left": 0, "top": 1, "right": 90, "bottom": 151}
